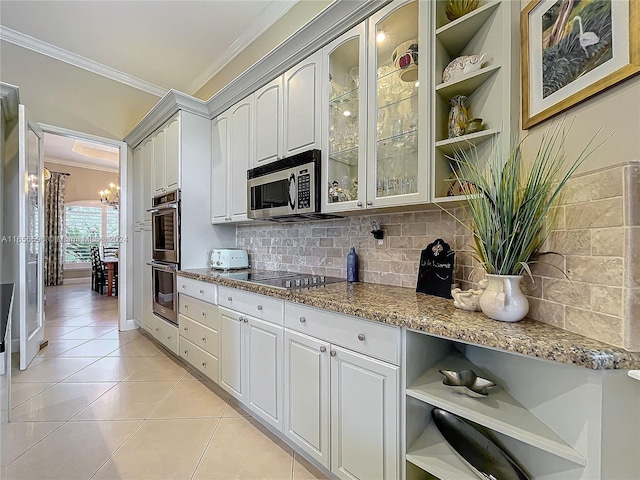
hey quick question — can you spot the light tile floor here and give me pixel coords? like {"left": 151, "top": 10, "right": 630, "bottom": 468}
{"left": 3, "top": 284, "right": 327, "bottom": 480}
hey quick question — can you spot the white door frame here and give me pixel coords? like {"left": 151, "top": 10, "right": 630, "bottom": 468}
{"left": 39, "top": 124, "right": 134, "bottom": 331}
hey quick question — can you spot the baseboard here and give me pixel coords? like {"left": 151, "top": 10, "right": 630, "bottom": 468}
{"left": 121, "top": 318, "right": 139, "bottom": 331}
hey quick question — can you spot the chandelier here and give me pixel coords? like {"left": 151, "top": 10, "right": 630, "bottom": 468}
{"left": 99, "top": 183, "right": 120, "bottom": 209}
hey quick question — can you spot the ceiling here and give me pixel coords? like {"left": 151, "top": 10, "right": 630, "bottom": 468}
{"left": 44, "top": 133, "right": 119, "bottom": 173}
{"left": 0, "top": 0, "right": 299, "bottom": 167}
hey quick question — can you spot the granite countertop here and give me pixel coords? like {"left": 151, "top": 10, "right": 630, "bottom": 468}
{"left": 0, "top": 283, "right": 15, "bottom": 354}
{"left": 179, "top": 269, "right": 640, "bottom": 370}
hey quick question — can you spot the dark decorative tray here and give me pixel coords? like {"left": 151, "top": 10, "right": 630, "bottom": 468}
{"left": 432, "top": 408, "right": 529, "bottom": 480}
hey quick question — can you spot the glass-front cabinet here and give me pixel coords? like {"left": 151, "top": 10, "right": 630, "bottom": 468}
{"left": 322, "top": 24, "right": 367, "bottom": 212}
{"left": 367, "top": 0, "right": 427, "bottom": 208}
{"left": 322, "top": 0, "right": 427, "bottom": 213}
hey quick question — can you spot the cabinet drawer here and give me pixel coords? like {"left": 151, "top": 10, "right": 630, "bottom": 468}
{"left": 179, "top": 296, "right": 219, "bottom": 330}
{"left": 285, "top": 303, "right": 400, "bottom": 365}
{"left": 154, "top": 317, "right": 179, "bottom": 356}
{"left": 219, "top": 286, "right": 283, "bottom": 325}
{"left": 179, "top": 314, "right": 219, "bottom": 357}
{"left": 180, "top": 337, "right": 219, "bottom": 384}
{"left": 177, "top": 276, "right": 217, "bottom": 304}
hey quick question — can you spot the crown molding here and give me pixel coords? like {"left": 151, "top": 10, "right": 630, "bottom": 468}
{"left": 185, "top": 0, "right": 299, "bottom": 96}
{"left": 123, "top": 90, "right": 209, "bottom": 147}
{"left": 205, "top": 0, "right": 391, "bottom": 117}
{"left": 0, "top": 26, "right": 167, "bottom": 98}
{"left": 0, "top": 82, "right": 20, "bottom": 122}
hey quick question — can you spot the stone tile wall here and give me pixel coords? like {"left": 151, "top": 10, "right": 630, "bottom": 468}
{"left": 236, "top": 162, "right": 639, "bottom": 350}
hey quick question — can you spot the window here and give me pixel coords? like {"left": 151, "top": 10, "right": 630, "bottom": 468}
{"left": 64, "top": 201, "right": 119, "bottom": 264}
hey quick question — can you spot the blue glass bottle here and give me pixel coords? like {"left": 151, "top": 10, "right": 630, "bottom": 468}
{"left": 347, "top": 247, "right": 359, "bottom": 283}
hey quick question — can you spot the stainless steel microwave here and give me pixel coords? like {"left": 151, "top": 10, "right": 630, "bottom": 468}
{"left": 247, "top": 150, "right": 321, "bottom": 220}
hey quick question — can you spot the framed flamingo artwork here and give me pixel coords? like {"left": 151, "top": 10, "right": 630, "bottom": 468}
{"left": 521, "top": 0, "right": 640, "bottom": 129}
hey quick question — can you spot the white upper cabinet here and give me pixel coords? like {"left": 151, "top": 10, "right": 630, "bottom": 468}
{"left": 254, "top": 77, "right": 283, "bottom": 166}
{"left": 283, "top": 50, "right": 322, "bottom": 157}
{"left": 322, "top": 0, "right": 428, "bottom": 214}
{"left": 321, "top": 23, "right": 368, "bottom": 213}
{"left": 211, "top": 97, "right": 252, "bottom": 224}
{"left": 152, "top": 112, "right": 181, "bottom": 195}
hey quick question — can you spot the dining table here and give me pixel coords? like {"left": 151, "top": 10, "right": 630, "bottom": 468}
{"left": 103, "top": 256, "right": 118, "bottom": 296}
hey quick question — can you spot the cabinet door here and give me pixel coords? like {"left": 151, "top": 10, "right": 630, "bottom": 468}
{"left": 330, "top": 345, "right": 399, "bottom": 480}
{"left": 219, "top": 308, "right": 244, "bottom": 400}
{"left": 211, "top": 113, "right": 229, "bottom": 223}
{"left": 245, "top": 316, "right": 283, "bottom": 431}
{"left": 283, "top": 50, "right": 322, "bottom": 157}
{"left": 133, "top": 229, "right": 143, "bottom": 326}
{"left": 229, "top": 99, "right": 252, "bottom": 221}
{"left": 254, "top": 78, "right": 282, "bottom": 166}
{"left": 322, "top": 23, "right": 368, "bottom": 214}
{"left": 164, "top": 114, "right": 180, "bottom": 192}
{"left": 141, "top": 137, "right": 154, "bottom": 217}
{"left": 142, "top": 227, "right": 154, "bottom": 331}
{"left": 367, "top": 0, "right": 426, "bottom": 208}
{"left": 133, "top": 147, "right": 143, "bottom": 223}
{"left": 153, "top": 128, "right": 166, "bottom": 195}
{"left": 284, "top": 329, "right": 330, "bottom": 469}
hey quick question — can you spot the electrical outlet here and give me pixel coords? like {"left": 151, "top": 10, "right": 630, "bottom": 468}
{"left": 374, "top": 233, "right": 387, "bottom": 250}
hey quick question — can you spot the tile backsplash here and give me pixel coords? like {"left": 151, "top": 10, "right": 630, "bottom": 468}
{"left": 236, "top": 162, "right": 639, "bottom": 351}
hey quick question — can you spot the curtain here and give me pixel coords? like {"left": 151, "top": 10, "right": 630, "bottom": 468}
{"left": 44, "top": 172, "right": 67, "bottom": 285}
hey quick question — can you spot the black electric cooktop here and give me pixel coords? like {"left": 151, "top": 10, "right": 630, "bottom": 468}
{"left": 211, "top": 269, "right": 345, "bottom": 290}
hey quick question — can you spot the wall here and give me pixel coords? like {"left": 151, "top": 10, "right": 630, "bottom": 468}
{"left": 44, "top": 162, "right": 118, "bottom": 204}
{"left": 194, "top": 0, "right": 332, "bottom": 100}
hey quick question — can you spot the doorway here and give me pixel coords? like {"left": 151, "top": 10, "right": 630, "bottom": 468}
{"left": 39, "top": 125, "right": 129, "bottom": 337}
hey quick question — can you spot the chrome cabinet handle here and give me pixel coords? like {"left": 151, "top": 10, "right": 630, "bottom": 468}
{"left": 184, "top": 349, "right": 188, "bottom": 355}
{"left": 330, "top": 350, "right": 336, "bottom": 357}
{"left": 202, "top": 362, "right": 207, "bottom": 367}
{"left": 199, "top": 289, "right": 204, "bottom": 294}
{"left": 228, "top": 296, "right": 232, "bottom": 301}
{"left": 299, "top": 317, "right": 306, "bottom": 323}
{"left": 366, "top": 200, "right": 373, "bottom": 206}
{"left": 155, "top": 327, "right": 159, "bottom": 332}
{"left": 244, "top": 318, "right": 248, "bottom": 324}
{"left": 201, "top": 337, "right": 207, "bottom": 342}
{"left": 357, "top": 334, "right": 365, "bottom": 342}
{"left": 182, "top": 285, "right": 186, "bottom": 289}
{"left": 320, "top": 346, "right": 326, "bottom": 353}
{"left": 201, "top": 311, "right": 206, "bottom": 317}
{"left": 356, "top": 201, "right": 363, "bottom": 207}
{"left": 184, "top": 304, "right": 189, "bottom": 309}
{"left": 166, "top": 335, "right": 171, "bottom": 340}
{"left": 183, "top": 327, "right": 188, "bottom": 332}
{"left": 257, "top": 305, "right": 263, "bottom": 311}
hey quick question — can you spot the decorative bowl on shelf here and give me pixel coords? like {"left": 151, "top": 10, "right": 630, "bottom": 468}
{"left": 445, "top": 0, "right": 480, "bottom": 21}
{"left": 439, "top": 368, "right": 496, "bottom": 397}
{"left": 391, "top": 39, "right": 418, "bottom": 82}
{"left": 465, "top": 118, "right": 485, "bottom": 134}
{"left": 442, "top": 53, "right": 487, "bottom": 83}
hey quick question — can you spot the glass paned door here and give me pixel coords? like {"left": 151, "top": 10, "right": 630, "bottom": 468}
{"left": 323, "top": 23, "right": 367, "bottom": 212}
{"left": 372, "top": 1, "right": 420, "bottom": 201}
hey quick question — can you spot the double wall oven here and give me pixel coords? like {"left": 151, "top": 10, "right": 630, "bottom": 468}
{"left": 148, "top": 190, "right": 180, "bottom": 325}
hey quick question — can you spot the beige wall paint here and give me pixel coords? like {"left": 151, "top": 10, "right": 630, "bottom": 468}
{"left": 519, "top": 1, "right": 640, "bottom": 173}
{"left": 193, "top": 0, "right": 332, "bottom": 100}
{"left": 44, "top": 162, "right": 118, "bottom": 204}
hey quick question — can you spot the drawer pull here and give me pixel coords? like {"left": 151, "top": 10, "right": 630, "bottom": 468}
{"left": 155, "top": 327, "right": 159, "bottom": 332}
{"left": 201, "top": 311, "right": 207, "bottom": 317}
{"left": 183, "top": 327, "right": 188, "bottom": 332}
{"left": 320, "top": 346, "right": 326, "bottom": 353}
{"left": 299, "top": 317, "right": 306, "bottom": 323}
{"left": 184, "top": 304, "right": 189, "bottom": 310}
{"left": 228, "top": 296, "right": 233, "bottom": 301}
{"left": 182, "top": 285, "right": 186, "bottom": 289}
{"left": 257, "top": 305, "right": 263, "bottom": 311}
{"left": 202, "top": 362, "right": 207, "bottom": 367}
{"left": 201, "top": 337, "right": 207, "bottom": 342}
{"left": 166, "top": 336, "right": 171, "bottom": 340}
{"left": 244, "top": 318, "right": 248, "bottom": 324}
{"left": 199, "top": 289, "right": 205, "bottom": 294}
{"left": 357, "top": 334, "right": 365, "bottom": 342}
{"left": 330, "top": 350, "right": 337, "bottom": 357}
{"left": 184, "top": 349, "right": 188, "bottom": 355}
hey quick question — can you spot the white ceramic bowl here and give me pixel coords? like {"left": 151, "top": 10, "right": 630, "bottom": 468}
{"left": 392, "top": 39, "right": 418, "bottom": 82}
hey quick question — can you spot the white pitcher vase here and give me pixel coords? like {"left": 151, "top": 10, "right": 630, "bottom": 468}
{"left": 479, "top": 274, "right": 529, "bottom": 322}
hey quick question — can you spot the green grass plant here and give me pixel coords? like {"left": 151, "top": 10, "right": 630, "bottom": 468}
{"left": 447, "top": 122, "right": 605, "bottom": 277}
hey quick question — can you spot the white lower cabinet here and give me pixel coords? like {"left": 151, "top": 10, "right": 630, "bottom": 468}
{"left": 179, "top": 294, "right": 220, "bottom": 383}
{"left": 284, "top": 328, "right": 400, "bottom": 480}
{"left": 219, "top": 306, "right": 284, "bottom": 431}
{"left": 153, "top": 317, "right": 179, "bottom": 356}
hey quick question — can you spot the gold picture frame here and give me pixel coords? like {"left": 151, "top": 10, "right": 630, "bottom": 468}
{"left": 521, "top": 0, "right": 640, "bottom": 129}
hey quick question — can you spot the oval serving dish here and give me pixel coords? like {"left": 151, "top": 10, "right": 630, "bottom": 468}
{"left": 439, "top": 368, "right": 496, "bottom": 397}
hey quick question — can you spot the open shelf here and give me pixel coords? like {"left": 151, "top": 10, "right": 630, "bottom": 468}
{"left": 436, "top": 1, "right": 502, "bottom": 56}
{"left": 406, "top": 419, "right": 477, "bottom": 480}
{"left": 436, "top": 65, "right": 501, "bottom": 98}
{"left": 435, "top": 129, "right": 499, "bottom": 156}
{"left": 406, "top": 350, "right": 586, "bottom": 466}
